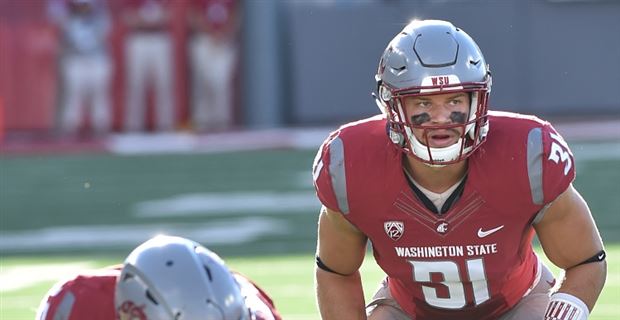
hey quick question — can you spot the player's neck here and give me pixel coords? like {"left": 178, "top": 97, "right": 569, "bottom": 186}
{"left": 404, "top": 156, "right": 468, "bottom": 194}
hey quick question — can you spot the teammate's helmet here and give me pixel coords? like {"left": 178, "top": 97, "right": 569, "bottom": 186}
{"left": 375, "top": 20, "right": 492, "bottom": 165}
{"left": 115, "top": 235, "right": 249, "bottom": 320}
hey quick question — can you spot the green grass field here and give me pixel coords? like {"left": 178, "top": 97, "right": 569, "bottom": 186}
{"left": 1, "top": 142, "right": 619, "bottom": 319}
{"left": 1, "top": 246, "right": 619, "bottom": 320}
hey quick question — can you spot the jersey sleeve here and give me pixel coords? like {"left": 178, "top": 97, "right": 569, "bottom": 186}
{"left": 312, "top": 131, "right": 349, "bottom": 214}
{"left": 36, "top": 278, "right": 74, "bottom": 320}
{"left": 36, "top": 270, "right": 118, "bottom": 320}
{"left": 536, "top": 122, "right": 576, "bottom": 205}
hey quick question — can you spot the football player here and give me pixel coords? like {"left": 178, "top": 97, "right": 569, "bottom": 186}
{"left": 313, "top": 20, "right": 606, "bottom": 320}
{"left": 36, "top": 235, "right": 281, "bottom": 320}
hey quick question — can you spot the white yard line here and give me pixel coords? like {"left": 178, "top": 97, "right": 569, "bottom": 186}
{"left": 0, "top": 217, "right": 288, "bottom": 253}
{"left": 0, "top": 262, "right": 93, "bottom": 292}
{"left": 105, "top": 127, "right": 334, "bottom": 155}
{"left": 133, "top": 191, "right": 320, "bottom": 218}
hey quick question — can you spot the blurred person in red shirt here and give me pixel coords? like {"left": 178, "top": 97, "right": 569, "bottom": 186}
{"left": 36, "top": 235, "right": 282, "bottom": 320}
{"left": 188, "top": 0, "right": 239, "bottom": 132}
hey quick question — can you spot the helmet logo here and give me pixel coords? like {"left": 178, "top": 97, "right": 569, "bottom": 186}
{"left": 384, "top": 221, "right": 404, "bottom": 241}
{"left": 420, "top": 75, "right": 462, "bottom": 93}
{"left": 431, "top": 76, "right": 450, "bottom": 86}
{"left": 118, "top": 300, "right": 147, "bottom": 320}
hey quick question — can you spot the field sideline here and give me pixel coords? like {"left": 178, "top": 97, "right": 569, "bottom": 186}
{"left": 1, "top": 246, "right": 618, "bottom": 320}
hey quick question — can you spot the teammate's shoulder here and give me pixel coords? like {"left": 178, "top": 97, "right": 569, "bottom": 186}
{"left": 36, "top": 267, "right": 119, "bottom": 320}
{"left": 79, "top": 266, "right": 121, "bottom": 278}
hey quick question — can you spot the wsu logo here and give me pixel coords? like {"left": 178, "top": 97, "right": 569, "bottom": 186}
{"left": 435, "top": 221, "right": 449, "bottom": 234}
{"left": 384, "top": 221, "right": 404, "bottom": 241}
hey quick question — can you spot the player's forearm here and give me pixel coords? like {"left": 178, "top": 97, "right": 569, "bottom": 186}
{"left": 556, "top": 260, "right": 607, "bottom": 311}
{"left": 316, "top": 268, "right": 367, "bottom": 320}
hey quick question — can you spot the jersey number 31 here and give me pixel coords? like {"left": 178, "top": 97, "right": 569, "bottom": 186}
{"left": 410, "top": 259, "right": 490, "bottom": 309}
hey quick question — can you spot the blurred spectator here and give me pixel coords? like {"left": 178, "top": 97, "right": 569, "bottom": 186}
{"left": 48, "top": 0, "right": 112, "bottom": 136}
{"left": 188, "top": 0, "right": 239, "bottom": 132}
{"left": 122, "top": 0, "right": 175, "bottom": 132}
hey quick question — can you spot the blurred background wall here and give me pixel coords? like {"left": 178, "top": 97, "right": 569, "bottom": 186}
{"left": 248, "top": 0, "right": 620, "bottom": 127}
{"left": 0, "top": 0, "right": 618, "bottom": 136}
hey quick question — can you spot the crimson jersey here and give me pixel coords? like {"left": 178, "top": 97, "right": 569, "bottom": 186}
{"left": 37, "top": 266, "right": 282, "bottom": 320}
{"left": 313, "top": 111, "right": 575, "bottom": 320}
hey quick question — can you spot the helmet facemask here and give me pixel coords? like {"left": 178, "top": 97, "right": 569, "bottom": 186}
{"left": 377, "top": 80, "right": 490, "bottom": 166}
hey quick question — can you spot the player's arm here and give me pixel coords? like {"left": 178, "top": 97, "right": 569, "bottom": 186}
{"left": 534, "top": 184, "right": 607, "bottom": 312}
{"left": 316, "top": 205, "right": 368, "bottom": 320}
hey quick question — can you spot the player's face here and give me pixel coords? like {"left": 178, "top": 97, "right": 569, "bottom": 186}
{"left": 402, "top": 92, "right": 471, "bottom": 148}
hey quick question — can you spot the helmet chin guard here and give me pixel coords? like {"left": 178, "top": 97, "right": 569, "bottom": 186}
{"left": 374, "top": 20, "right": 492, "bottom": 166}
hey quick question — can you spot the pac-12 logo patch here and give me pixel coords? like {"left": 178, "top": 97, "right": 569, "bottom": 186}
{"left": 384, "top": 221, "right": 404, "bottom": 241}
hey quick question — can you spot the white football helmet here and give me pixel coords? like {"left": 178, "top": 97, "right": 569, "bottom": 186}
{"left": 115, "top": 235, "right": 250, "bottom": 320}
{"left": 375, "top": 19, "right": 492, "bottom": 165}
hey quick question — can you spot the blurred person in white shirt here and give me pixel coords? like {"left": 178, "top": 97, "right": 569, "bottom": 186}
{"left": 49, "top": 0, "right": 112, "bottom": 136}
{"left": 122, "top": 0, "right": 175, "bottom": 132}
{"left": 188, "top": 0, "right": 239, "bottom": 132}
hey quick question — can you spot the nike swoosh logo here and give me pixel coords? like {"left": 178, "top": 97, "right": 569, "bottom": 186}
{"left": 477, "top": 225, "right": 504, "bottom": 238}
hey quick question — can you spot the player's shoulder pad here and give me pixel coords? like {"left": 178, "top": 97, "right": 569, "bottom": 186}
{"left": 312, "top": 128, "right": 349, "bottom": 214}
{"left": 36, "top": 273, "right": 85, "bottom": 320}
{"left": 312, "top": 115, "right": 387, "bottom": 214}
{"left": 522, "top": 116, "right": 575, "bottom": 206}
{"left": 36, "top": 268, "right": 120, "bottom": 320}
{"left": 487, "top": 111, "right": 575, "bottom": 206}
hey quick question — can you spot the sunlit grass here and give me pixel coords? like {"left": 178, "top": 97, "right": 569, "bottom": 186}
{"left": 1, "top": 244, "right": 618, "bottom": 320}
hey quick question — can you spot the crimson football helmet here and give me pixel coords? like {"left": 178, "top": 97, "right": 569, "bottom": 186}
{"left": 374, "top": 19, "right": 492, "bottom": 165}
{"left": 115, "top": 235, "right": 250, "bottom": 320}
